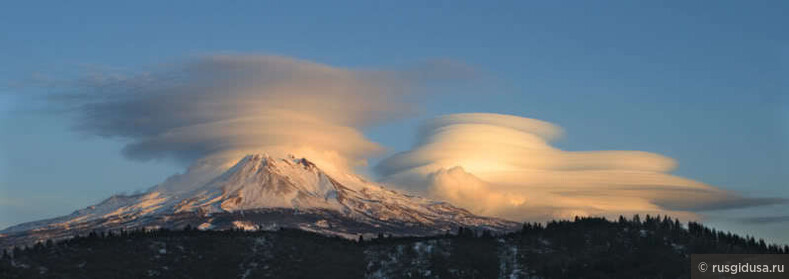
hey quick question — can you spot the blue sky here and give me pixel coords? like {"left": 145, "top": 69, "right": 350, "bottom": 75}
{"left": 1, "top": 1, "right": 787, "bottom": 242}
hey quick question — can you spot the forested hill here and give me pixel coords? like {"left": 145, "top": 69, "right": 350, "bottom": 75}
{"left": 2, "top": 216, "right": 786, "bottom": 278}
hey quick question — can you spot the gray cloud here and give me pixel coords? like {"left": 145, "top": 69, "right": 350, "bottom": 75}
{"left": 740, "top": 215, "right": 789, "bottom": 224}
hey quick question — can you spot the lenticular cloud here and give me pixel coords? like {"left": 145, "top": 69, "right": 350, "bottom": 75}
{"left": 69, "top": 55, "right": 411, "bottom": 173}
{"left": 376, "top": 113, "right": 782, "bottom": 221}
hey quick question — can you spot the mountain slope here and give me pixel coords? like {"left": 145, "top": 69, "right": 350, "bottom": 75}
{"left": 0, "top": 154, "right": 517, "bottom": 248}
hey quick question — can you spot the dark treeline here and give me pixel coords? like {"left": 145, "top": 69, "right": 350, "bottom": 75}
{"left": 1, "top": 215, "right": 786, "bottom": 278}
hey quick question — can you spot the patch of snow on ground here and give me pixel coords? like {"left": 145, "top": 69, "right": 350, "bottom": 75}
{"left": 197, "top": 223, "right": 213, "bottom": 231}
{"left": 232, "top": 221, "right": 258, "bottom": 231}
{"left": 498, "top": 238, "right": 525, "bottom": 278}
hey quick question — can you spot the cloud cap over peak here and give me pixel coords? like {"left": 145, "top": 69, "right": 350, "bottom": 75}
{"left": 62, "top": 54, "right": 444, "bottom": 175}
{"left": 377, "top": 113, "right": 782, "bottom": 222}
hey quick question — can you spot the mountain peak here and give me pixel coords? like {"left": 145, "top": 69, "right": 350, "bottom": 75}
{"left": 179, "top": 153, "right": 345, "bottom": 213}
{"left": 235, "top": 153, "right": 319, "bottom": 172}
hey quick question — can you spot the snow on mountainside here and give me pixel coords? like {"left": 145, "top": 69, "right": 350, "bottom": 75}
{"left": 0, "top": 154, "right": 518, "bottom": 248}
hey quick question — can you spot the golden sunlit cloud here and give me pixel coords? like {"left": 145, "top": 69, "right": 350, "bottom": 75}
{"left": 377, "top": 113, "right": 783, "bottom": 222}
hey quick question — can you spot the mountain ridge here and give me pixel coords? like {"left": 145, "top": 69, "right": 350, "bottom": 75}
{"left": 0, "top": 154, "right": 518, "bottom": 248}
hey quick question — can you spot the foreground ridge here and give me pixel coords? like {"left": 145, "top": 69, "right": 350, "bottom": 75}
{"left": 2, "top": 216, "right": 786, "bottom": 279}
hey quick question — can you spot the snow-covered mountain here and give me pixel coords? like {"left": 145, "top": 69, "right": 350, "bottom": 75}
{"left": 0, "top": 154, "right": 518, "bottom": 248}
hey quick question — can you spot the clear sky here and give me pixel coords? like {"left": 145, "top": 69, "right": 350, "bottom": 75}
{"left": 1, "top": 1, "right": 787, "bottom": 243}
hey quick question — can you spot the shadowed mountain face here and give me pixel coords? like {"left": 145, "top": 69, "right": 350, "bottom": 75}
{"left": 0, "top": 154, "right": 518, "bottom": 248}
